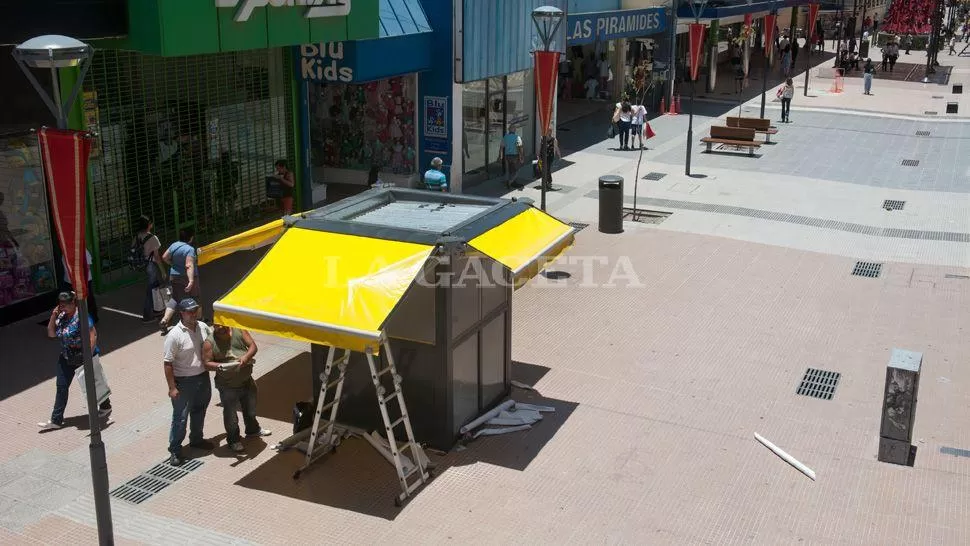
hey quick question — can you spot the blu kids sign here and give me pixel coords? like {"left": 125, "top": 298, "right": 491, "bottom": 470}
{"left": 301, "top": 42, "right": 354, "bottom": 83}
{"left": 567, "top": 8, "right": 666, "bottom": 46}
{"left": 215, "top": 0, "right": 351, "bottom": 23}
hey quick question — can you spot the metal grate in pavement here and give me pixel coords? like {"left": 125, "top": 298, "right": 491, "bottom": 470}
{"left": 110, "top": 459, "right": 204, "bottom": 505}
{"left": 915, "top": 130, "right": 931, "bottom": 136}
{"left": 642, "top": 172, "right": 668, "bottom": 181}
{"left": 901, "top": 159, "right": 919, "bottom": 167}
{"left": 796, "top": 368, "right": 841, "bottom": 400}
{"left": 883, "top": 200, "right": 905, "bottom": 211}
{"left": 931, "top": 95, "right": 944, "bottom": 99}
{"left": 945, "top": 274, "right": 970, "bottom": 279}
{"left": 623, "top": 208, "right": 671, "bottom": 224}
{"left": 852, "top": 261, "right": 883, "bottom": 278}
{"left": 924, "top": 111, "right": 938, "bottom": 115}
{"left": 940, "top": 446, "right": 970, "bottom": 457}
{"left": 568, "top": 222, "right": 589, "bottom": 232}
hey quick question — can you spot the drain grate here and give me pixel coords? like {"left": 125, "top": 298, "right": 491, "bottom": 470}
{"left": 883, "top": 200, "right": 905, "bottom": 211}
{"left": 915, "top": 130, "right": 931, "bottom": 137}
{"left": 852, "top": 261, "right": 883, "bottom": 278}
{"left": 901, "top": 159, "right": 919, "bottom": 167}
{"left": 568, "top": 222, "right": 589, "bottom": 232}
{"left": 623, "top": 208, "right": 671, "bottom": 224}
{"left": 940, "top": 446, "right": 970, "bottom": 457}
{"left": 931, "top": 95, "right": 944, "bottom": 99}
{"left": 924, "top": 111, "right": 938, "bottom": 115}
{"left": 642, "top": 172, "right": 668, "bottom": 181}
{"left": 110, "top": 459, "right": 203, "bottom": 505}
{"left": 796, "top": 368, "right": 841, "bottom": 400}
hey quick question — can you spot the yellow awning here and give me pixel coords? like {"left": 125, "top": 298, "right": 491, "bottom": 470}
{"left": 213, "top": 228, "right": 434, "bottom": 354}
{"left": 197, "top": 219, "right": 286, "bottom": 266}
{"left": 469, "top": 207, "right": 575, "bottom": 289}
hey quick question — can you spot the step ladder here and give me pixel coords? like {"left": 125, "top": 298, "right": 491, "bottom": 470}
{"left": 294, "top": 339, "right": 430, "bottom": 506}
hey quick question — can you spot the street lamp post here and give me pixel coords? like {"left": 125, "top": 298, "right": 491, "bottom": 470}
{"left": 684, "top": 0, "right": 709, "bottom": 177}
{"left": 761, "top": 3, "right": 780, "bottom": 118}
{"left": 12, "top": 35, "right": 114, "bottom": 546}
{"left": 532, "top": 6, "right": 565, "bottom": 212}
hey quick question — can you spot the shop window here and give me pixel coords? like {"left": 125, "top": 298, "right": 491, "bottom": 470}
{"left": 308, "top": 75, "right": 417, "bottom": 180}
{"left": 462, "top": 80, "right": 487, "bottom": 175}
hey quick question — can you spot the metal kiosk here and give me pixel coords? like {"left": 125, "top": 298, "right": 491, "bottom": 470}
{"left": 200, "top": 188, "right": 576, "bottom": 504}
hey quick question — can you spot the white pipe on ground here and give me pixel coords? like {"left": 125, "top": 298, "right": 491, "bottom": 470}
{"left": 460, "top": 400, "right": 516, "bottom": 435}
{"left": 754, "top": 432, "right": 817, "bottom": 481}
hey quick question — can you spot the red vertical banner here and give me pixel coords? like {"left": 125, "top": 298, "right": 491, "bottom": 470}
{"left": 534, "top": 50, "right": 560, "bottom": 137}
{"left": 38, "top": 128, "right": 92, "bottom": 300}
{"left": 807, "top": 4, "right": 820, "bottom": 41}
{"left": 764, "top": 14, "right": 777, "bottom": 58}
{"left": 744, "top": 13, "right": 753, "bottom": 30}
{"left": 688, "top": 23, "right": 706, "bottom": 81}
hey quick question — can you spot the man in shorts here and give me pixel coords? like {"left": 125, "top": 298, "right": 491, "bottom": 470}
{"left": 499, "top": 128, "right": 523, "bottom": 189}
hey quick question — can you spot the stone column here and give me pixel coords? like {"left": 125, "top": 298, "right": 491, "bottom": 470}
{"left": 877, "top": 348, "right": 922, "bottom": 466}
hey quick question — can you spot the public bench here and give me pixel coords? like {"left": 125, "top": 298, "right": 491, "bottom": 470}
{"left": 700, "top": 126, "right": 761, "bottom": 156}
{"left": 726, "top": 116, "right": 779, "bottom": 143}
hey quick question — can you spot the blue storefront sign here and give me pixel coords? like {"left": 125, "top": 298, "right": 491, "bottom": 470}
{"left": 299, "top": 35, "right": 432, "bottom": 84}
{"left": 567, "top": 8, "right": 667, "bottom": 46}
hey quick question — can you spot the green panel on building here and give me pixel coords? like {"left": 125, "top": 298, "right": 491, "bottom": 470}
{"left": 266, "top": 6, "right": 313, "bottom": 48}
{"left": 158, "top": 0, "right": 221, "bottom": 56}
{"left": 346, "top": 0, "right": 380, "bottom": 41}
{"left": 124, "top": 0, "right": 164, "bottom": 55}
{"left": 218, "top": 6, "right": 270, "bottom": 52}
{"left": 309, "top": 15, "right": 349, "bottom": 44}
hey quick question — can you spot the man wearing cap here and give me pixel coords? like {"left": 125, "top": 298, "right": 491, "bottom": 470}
{"left": 423, "top": 157, "right": 448, "bottom": 192}
{"left": 162, "top": 298, "right": 214, "bottom": 466}
{"left": 203, "top": 324, "right": 271, "bottom": 453}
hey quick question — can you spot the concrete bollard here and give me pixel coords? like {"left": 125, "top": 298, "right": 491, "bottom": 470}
{"left": 877, "top": 348, "right": 922, "bottom": 466}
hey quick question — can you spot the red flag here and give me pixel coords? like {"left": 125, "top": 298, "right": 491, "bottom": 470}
{"left": 764, "top": 14, "right": 777, "bottom": 58}
{"left": 688, "top": 23, "right": 706, "bottom": 82}
{"left": 744, "top": 14, "right": 753, "bottom": 29}
{"left": 534, "top": 50, "right": 560, "bottom": 138}
{"left": 38, "top": 128, "right": 93, "bottom": 300}
{"left": 808, "top": 4, "right": 820, "bottom": 41}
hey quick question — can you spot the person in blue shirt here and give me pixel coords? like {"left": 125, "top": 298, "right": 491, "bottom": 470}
{"left": 499, "top": 129, "right": 523, "bottom": 189}
{"left": 38, "top": 291, "right": 112, "bottom": 431}
{"left": 424, "top": 157, "right": 448, "bottom": 192}
{"left": 159, "top": 227, "right": 200, "bottom": 335}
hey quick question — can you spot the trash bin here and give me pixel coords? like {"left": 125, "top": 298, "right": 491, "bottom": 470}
{"left": 598, "top": 175, "right": 624, "bottom": 234}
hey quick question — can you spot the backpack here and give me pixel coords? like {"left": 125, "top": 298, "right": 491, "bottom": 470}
{"left": 126, "top": 234, "right": 152, "bottom": 272}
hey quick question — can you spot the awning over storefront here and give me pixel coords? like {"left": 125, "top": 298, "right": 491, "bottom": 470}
{"left": 470, "top": 207, "right": 575, "bottom": 288}
{"left": 213, "top": 227, "right": 434, "bottom": 354}
{"left": 197, "top": 219, "right": 286, "bottom": 266}
{"left": 299, "top": 0, "right": 432, "bottom": 84}
{"left": 677, "top": 0, "right": 810, "bottom": 20}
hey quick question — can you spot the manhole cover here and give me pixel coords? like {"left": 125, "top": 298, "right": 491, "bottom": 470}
{"left": 568, "top": 222, "right": 589, "bottom": 232}
{"left": 623, "top": 208, "right": 671, "bottom": 224}
{"left": 901, "top": 159, "right": 919, "bottom": 167}
{"left": 883, "top": 200, "right": 905, "bottom": 211}
{"left": 796, "top": 368, "right": 841, "bottom": 400}
{"left": 852, "top": 261, "right": 883, "bottom": 278}
{"left": 642, "top": 172, "right": 668, "bottom": 181}
{"left": 111, "top": 459, "right": 203, "bottom": 505}
{"left": 915, "top": 130, "right": 931, "bottom": 136}
{"left": 924, "top": 111, "right": 938, "bottom": 115}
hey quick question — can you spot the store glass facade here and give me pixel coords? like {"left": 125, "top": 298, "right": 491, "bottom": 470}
{"left": 460, "top": 70, "right": 534, "bottom": 184}
{"left": 0, "top": 132, "right": 57, "bottom": 308}
{"left": 82, "top": 49, "right": 297, "bottom": 290}
{"left": 308, "top": 74, "right": 418, "bottom": 183}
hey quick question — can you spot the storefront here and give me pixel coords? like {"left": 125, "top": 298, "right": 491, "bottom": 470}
{"left": 0, "top": 0, "right": 127, "bottom": 325}
{"left": 68, "top": 0, "right": 380, "bottom": 291}
{"left": 299, "top": 0, "right": 432, "bottom": 198}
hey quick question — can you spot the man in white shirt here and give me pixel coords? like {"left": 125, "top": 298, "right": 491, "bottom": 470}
{"left": 597, "top": 54, "right": 611, "bottom": 99}
{"left": 61, "top": 250, "right": 98, "bottom": 323}
{"left": 163, "top": 298, "right": 213, "bottom": 466}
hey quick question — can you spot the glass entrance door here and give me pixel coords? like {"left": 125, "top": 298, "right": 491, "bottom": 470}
{"left": 485, "top": 76, "right": 506, "bottom": 178}
{"left": 462, "top": 80, "right": 487, "bottom": 175}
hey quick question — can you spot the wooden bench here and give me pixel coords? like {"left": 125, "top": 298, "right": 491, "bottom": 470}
{"left": 700, "top": 126, "right": 761, "bottom": 156}
{"left": 726, "top": 116, "right": 779, "bottom": 143}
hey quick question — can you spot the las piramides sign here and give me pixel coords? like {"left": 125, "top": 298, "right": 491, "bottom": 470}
{"left": 216, "top": 0, "right": 351, "bottom": 22}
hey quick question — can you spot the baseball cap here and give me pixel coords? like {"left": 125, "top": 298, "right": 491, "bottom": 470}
{"left": 177, "top": 298, "right": 200, "bottom": 312}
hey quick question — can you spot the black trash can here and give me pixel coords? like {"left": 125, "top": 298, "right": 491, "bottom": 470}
{"left": 598, "top": 175, "right": 624, "bottom": 234}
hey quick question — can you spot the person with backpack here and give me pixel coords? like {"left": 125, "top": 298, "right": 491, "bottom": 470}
{"left": 130, "top": 215, "right": 166, "bottom": 322}
{"left": 780, "top": 78, "right": 795, "bottom": 123}
{"left": 158, "top": 227, "right": 200, "bottom": 335}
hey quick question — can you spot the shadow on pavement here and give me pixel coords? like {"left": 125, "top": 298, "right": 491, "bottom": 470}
{"left": 233, "top": 361, "right": 576, "bottom": 520}
{"left": 253, "top": 352, "right": 313, "bottom": 423}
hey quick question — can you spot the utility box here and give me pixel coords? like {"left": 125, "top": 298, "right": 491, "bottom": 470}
{"left": 877, "top": 348, "right": 922, "bottom": 466}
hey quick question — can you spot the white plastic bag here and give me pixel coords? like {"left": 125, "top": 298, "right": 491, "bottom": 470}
{"left": 75, "top": 355, "right": 111, "bottom": 407}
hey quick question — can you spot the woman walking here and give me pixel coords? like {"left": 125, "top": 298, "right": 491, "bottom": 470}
{"left": 863, "top": 59, "right": 875, "bottom": 95}
{"left": 780, "top": 78, "right": 795, "bottom": 123}
{"left": 612, "top": 99, "right": 634, "bottom": 151}
{"left": 134, "top": 215, "right": 166, "bottom": 322}
{"left": 38, "top": 291, "right": 112, "bottom": 430}
{"left": 158, "top": 227, "right": 200, "bottom": 335}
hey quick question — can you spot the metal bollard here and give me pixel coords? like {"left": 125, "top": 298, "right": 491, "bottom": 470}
{"left": 598, "top": 175, "right": 623, "bottom": 234}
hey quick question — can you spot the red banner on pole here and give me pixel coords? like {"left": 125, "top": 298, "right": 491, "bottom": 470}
{"left": 38, "top": 128, "right": 92, "bottom": 300}
{"left": 808, "top": 4, "right": 820, "bottom": 41}
{"left": 534, "top": 50, "right": 560, "bottom": 138}
{"left": 688, "top": 23, "right": 706, "bottom": 82}
{"left": 764, "top": 14, "right": 777, "bottom": 58}
{"left": 744, "top": 13, "right": 753, "bottom": 29}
